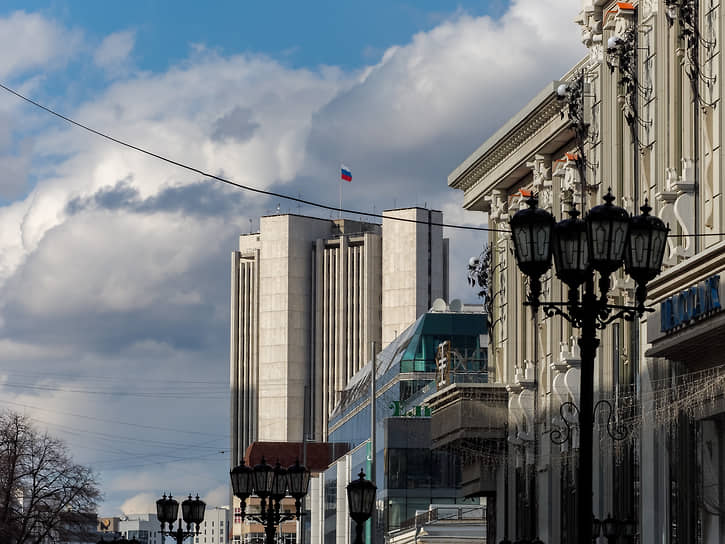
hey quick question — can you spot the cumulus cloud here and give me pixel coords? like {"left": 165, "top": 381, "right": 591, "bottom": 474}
{"left": 204, "top": 485, "right": 231, "bottom": 508}
{"left": 305, "top": 0, "right": 585, "bottom": 209}
{"left": 120, "top": 493, "right": 158, "bottom": 515}
{"left": 211, "top": 106, "right": 260, "bottom": 142}
{"left": 94, "top": 30, "right": 136, "bottom": 76}
{"left": 0, "top": 0, "right": 586, "bottom": 514}
{"left": 0, "top": 11, "right": 81, "bottom": 79}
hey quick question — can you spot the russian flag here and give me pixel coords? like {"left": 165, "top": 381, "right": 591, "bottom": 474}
{"left": 341, "top": 165, "right": 352, "bottom": 182}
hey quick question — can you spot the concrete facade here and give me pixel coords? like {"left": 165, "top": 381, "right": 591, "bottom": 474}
{"left": 381, "top": 208, "right": 448, "bottom": 346}
{"left": 118, "top": 508, "right": 229, "bottom": 544}
{"left": 118, "top": 514, "right": 161, "bottom": 544}
{"left": 193, "top": 507, "right": 230, "bottom": 544}
{"left": 448, "top": 1, "right": 725, "bottom": 542}
{"left": 230, "top": 209, "right": 448, "bottom": 543}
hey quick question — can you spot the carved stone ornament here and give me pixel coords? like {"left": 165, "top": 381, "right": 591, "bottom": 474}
{"left": 578, "top": 5, "right": 603, "bottom": 62}
{"left": 655, "top": 159, "right": 696, "bottom": 265}
{"left": 553, "top": 153, "right": 583, "bottom": 206}
{"left": 614, "top": 9, "right": 635, "bottom": 37}
{"left": 527, "top": 155, "right": 553, "bottom": 211}
{"left": 642, "top": 0, "right": 658, "bottom": 20}
{"left": 485, "top": 189, "right": 508, "bottom": 225}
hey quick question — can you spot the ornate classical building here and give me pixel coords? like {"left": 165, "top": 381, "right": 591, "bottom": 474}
{"left": 448, "top": 1, "right": 725, "bottom": 542}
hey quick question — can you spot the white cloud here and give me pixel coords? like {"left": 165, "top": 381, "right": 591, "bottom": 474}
{"left": 0, "top": 11, "right": 81, "bottom": 79}
{"left": 120, "top": 493, "right": 157, "bottom": 515}
{"left": 204, "top": 485, "right": 231, "bottom": 508}
{"left": 0, "top": 0, "right": 587, "bottom": 514}
{"left": 94, "top": 30, "right": 136, "bottom": 77}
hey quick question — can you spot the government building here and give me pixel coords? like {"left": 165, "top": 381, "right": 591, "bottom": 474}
{"left": 229, "top": 208, "right": 448, "bottom": 543}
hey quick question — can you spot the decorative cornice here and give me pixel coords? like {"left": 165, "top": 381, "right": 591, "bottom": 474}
{"left": 449, "top": 60, "right": 590, "bottom": 211}
{"left": 451, "top": 98, "right": 565, "bottom": 195}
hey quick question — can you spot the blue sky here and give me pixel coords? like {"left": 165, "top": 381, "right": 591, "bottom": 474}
{"left": 0, "top": 0, "right": 585, "bottom": 516}
{"left": 11, "top": 1, "right": 510, "bottom": 70}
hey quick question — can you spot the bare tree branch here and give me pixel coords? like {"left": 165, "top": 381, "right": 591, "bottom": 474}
{"left": 0, "top": 411, "right": 101, "bottom": 544}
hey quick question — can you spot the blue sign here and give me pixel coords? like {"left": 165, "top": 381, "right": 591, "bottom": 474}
{"left": 660, "top": 275, "right": 721, "bottom": 333}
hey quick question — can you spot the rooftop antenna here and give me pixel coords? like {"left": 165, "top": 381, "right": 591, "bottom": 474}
{"left": 276, "top": 203, "right": 281, "bottom": 214}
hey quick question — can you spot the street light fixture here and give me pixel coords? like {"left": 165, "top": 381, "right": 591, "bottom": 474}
{"left": 592, "top": 516, "right": 602, "bottom": 543}
{"left": 621, "top": 517, "right": 637, "bottom": 541}
{"left": 602, "top": 513, "right": 620, "bottom": 542}
{"left": 509, "top": 191, "right": 667, "bottom": 544}
{"left": 346, "top": 470, "right": 377, "bottom": 544}
{"left": 155, "top": 493, "right": 205, "bottom": 544}
{"left": 230, "top": 457, "right": 311, "bottom": 544}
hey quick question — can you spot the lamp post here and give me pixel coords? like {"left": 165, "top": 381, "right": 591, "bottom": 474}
{"left": 592, "top": 517, "right": 602, "bottom": 543}
{"left": 230, "top": 457, "right": 311, "bottom": 544}
{"left": 155, "top": 494, "right": 206, "bottom": 544}
{"left": 598, "top": 513, "right": 636, "bottom": 543}
{"left": 346, "top": 470, "right": 377, "bottom": 544}
{"left": 509, "top": 191, "right": 667, "bottom": 543}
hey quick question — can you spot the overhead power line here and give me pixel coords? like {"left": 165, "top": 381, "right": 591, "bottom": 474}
{"left": 3, "top": 398, "right": 227, "bottom": 438}
{"left": 0, "top": 367, "right": 226, "bottom": 385}
{"left": 0, "top": 381, "right": 226, "bottom": 398}
{"left": 0, "top": 82, "right": 502, "bottom": 233}
{"left": 0, "top": 82, "right": 720, "bottom": 239}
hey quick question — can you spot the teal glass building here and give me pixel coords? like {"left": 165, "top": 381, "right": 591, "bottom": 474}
{"left": 323, "top": 309, "right": 488, "bottom": 543}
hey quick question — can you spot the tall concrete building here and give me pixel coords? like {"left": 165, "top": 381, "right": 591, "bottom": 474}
{"left": 229, "top": 208, "right": 448, "bottom": 471}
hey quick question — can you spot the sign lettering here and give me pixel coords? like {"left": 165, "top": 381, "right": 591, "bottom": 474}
{"left": 661, "top": 275, "right": 721, "bottom": 333}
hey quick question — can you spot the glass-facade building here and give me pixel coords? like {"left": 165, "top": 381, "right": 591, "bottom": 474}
{"left": 323, "top": 309, "right": 488, "bottom": 543}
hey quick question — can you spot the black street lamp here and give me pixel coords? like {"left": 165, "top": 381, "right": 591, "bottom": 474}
{"left": 509, "top": 191, "right": 667, "bottom": 544}
{"left": 592, "top": 517, "right": 602, "bottom": 543}
{"left": 346, "top": 470, "right": 377, "bottom": 544}
{"left": 155, "top": 493, "right": 205, "bottom": 544}
{"left": 602, "top": 513, "right": 620, "bottom": 542}
{"left": 230, "top": 457, "right": 311, "bottom": 544}
{"left": 597, "top": 513, "right": 636, "bottom": 543}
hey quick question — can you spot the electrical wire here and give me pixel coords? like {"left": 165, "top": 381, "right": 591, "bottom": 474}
{"left": 2, "top": 398, "right": 227, "bottom": 438}
{"left": 98, "top": 450, "right": 225, "bottom": 471}
{"left": 0, "top": 367, "right": 226, "bottom": 385}
{"left": 0, "top": 83, "right": 722, "bottom": 239}
{"left": 0, "top": 82, "right": 502, "bottom": 234}
{"left": 0, "top": 381, "right": 227, "bottom": 398}
{"left": 32, "top": 417, "right": 227, "bottom": 450}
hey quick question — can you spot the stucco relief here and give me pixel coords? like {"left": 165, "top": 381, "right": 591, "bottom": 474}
{"left": 614, "top": 13, "right": 634, "bottom": 38}
{"left": 517, "top": 389, "right": 535, "bottom": 443}
{"left": 550, "top": 338, "right": 581, "bottom": 452}
{"left": 507, "top": 393, "right": 523, "bottom": 445}
{"left": 563, "top": 366, "right": 581, "bottom": 449}
{"left": 528, "top": 155, "right": 553, "bottom": 211}
{"left": 553, "top": 154, "right": 583, "bottom": 208}
{"left": 641, "top": 0, "right": 657, "bottom": 19}
{"left": 656, "top": 160, "right": 696, "bottom": 265}
{"left": 485, "top": 189, "right": 508, "bottom": 225}
{"left": 577, "top": 6, "right": 603, "bottom": 65}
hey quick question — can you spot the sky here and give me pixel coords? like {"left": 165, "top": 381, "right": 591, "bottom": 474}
{"left": 0, "top": 0, "right": 586, "bottom": 516}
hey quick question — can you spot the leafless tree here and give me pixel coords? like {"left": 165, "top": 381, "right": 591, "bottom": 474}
{"left": 0, "top": 411, "right": 101, "bottom": 544}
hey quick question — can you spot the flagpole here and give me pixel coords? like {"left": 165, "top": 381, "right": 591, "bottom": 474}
{"left": 340, "top": 165, "right": 351, "bottom": 219}
{"left": 339, "top": 176, "right": 342, "bottom": 219}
